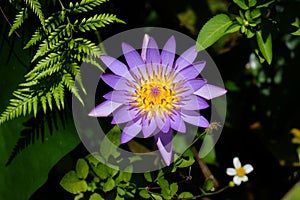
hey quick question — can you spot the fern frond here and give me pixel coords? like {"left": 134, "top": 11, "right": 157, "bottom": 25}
{"left": 24, "top": 13, "right": 65, "bottom": 49}
{"left": 74, "top": 38, "right": 101, "bottom": 56}
{"left": 24, "top": 0, "right": 45, "bottom": 27}
{"left": 62, "top": 72, "right": 84, "bottom": 105}
{"left": 52, "top": 83, "right": 65, "bottom": 110}
{"left": 76, "top": 13, "right": 125, "bottom": 32}
{"left": 67, "top": 0, "right": 107, "bottom": 13}
{"left": 0, "top": 93, "right": 38, "bottom": 125}
{"left": 9, "top": 8, "right": 26, "bottom": 37}
{"left": 25, "top": 52, "right": 61, "bottom": 79}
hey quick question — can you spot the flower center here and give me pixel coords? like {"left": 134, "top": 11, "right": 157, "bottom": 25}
{"left": 136, "top": 81, "right": 177, "bottom": 113}
{"left": 236, "top": 167, "right": 246, "bottom": 177}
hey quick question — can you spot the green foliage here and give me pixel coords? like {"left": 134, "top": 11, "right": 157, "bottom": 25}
{"left": 8, "top": 8, "right": 26, "bottom": 36}
{"left": 25, "top": 0, "right": 45, "bottom": 27}
{"left": 1, "top": 0, "right": 124, "bottom": 125}
{"left": 5, "top": 107, "right": 68, "bottom": 165}
{"left": 196, "top": 14, "right": 233, "bottom": 51}
{"left": 256, "top": 29, "right": 272, "bottom": 65}
{"left": 196, "top": 0, "right": 276, "bottom": 65}
{"left": 291, "top": 18, "right": 300, "bottom": 36}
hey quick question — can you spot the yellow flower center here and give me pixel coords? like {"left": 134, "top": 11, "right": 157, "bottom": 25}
{"left": 236, "top": 167, "right": 246, "bottom": 177}
{"left": 128, "top": 65, "right": 182, "bottom": 119}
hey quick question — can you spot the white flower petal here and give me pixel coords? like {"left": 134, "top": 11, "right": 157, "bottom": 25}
{"left": 226, "top": 168, "right": 237, "bottom": 176}
{"left": 241, "top": 175, "right": 248, "bottom": 182}
{"left": 244, "top": 164, "right": 254, "bottom": 174}
{"left": 233, "top": 176, "right": 242, "bottom": 186}
{"left": 233, "top": 157, "right": 241, "bottom": 168}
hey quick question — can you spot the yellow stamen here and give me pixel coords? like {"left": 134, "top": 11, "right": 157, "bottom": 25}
{"left": 129, "top": 65, "right": 181, "bottom": 119}
{"left": 236, "top": 167, "right": 246, "bottom": 177}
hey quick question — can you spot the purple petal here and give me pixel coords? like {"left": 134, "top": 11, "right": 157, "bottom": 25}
{"left": 122, "top": 42, "right": 145, "bottom": 69}
{"left": 161, "top": 36, "right": 176, "bottom": 68}
{"left": 141, "top": 34, "right": 150, "bottom": 61}
{"left": 178, "top": 78, "right": 207, "bottom": 96}
{"left": 181, "top": 95, "right": 209, "bottom": 110}
{"left": 155, "top": 114, "right": 171, "bottom": 133}
{"left": 120, "top": 119, "right": 142, "bottom": 144}
{"left": 194, "top": 84, "right": 227, "bottom": 100}
{"left": 101, "top": 74, "right": 133, "bottom": 91}
{"left": 100, "top": 55, "right": 133, "bottom": 81}
{"left": 88, "top": 101, "right": 122, "bottom": 117}
{"left": 170, "top": 111, "right": 186, "bottom": 133}
{"left": 155, "top": 130, "right": 173, "bottom": 166}
{"left": 103, "top": 91, "right": 112, "bottom": 100}
{"left": 174, "top": 45, "right": 197, "bottom": 71}
{"left": 112, "top": 105, "right": 138, "bottom": 124}
{"left": 146, "top": 37, "right": 161, "bottom": 65}
{"left": 104, "top": 90, "right": 129, "bottom": 104}
{"left": 181, "top": 110, "right": 210, "bottom": 128}
{"left": 174, "top": 61, "right": 206, "bottom": 82}
{"left": 142, "top": 117, "right": 157, "bottom": 138}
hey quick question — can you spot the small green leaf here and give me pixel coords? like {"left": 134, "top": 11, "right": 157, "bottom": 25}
{"left": 176, "top": 149, "right": 195, "bottom": 168}
{"left": 151, "top": 194, "right": 163, "bottom": 200}
{"left": 89, "top": 193, "right": 105, "bottom": 200}
{"left": 139, "top": 190, "right": 150, "bottom": 199}
{"left": 178, "top": 192, "right": 193, "bottom": 198}
{"left": 203, "top": 178, "right": 215, "bottom": 191}
{"left": 117, "top": 187, "right": 126, "bottom": 196}
{"left": 256, "top": 30, "right": 272, "bottom": 65}
{"left": 100, "top": 125, "right": 121, "bottom": 161}
{"left": 92, "top": 163, "right": 109, "bottom": 179}
{"left": 257, "top": 0, "right": 275, "bottom": 8}
{"left": 144, "top": 172, "right": 153, "bottom": 182}
{"left": 196, "top": 14, "right": 233, "bottom": 51}
{"left": 251, "top": 9, "right": 261, "bottom": 19}
{"left": 103, "top": 177, "right": 115, "bottom": 192}
{"left": 76, "top": 159, "right": 89, "bottom": 179}
{"left": 248, "top": 0, "right": 257, "bottom": 7}
{"left": 225, "top": 23, "right": 241, "bottom": 34}
{"left": 170, "top": 183, "right": 178, "bottom": 196}
{"left": 60, "top": 171, "right": 88, "bottom": 194}
{"left": 233, "top": 0, "right": 248, "bottom": 9}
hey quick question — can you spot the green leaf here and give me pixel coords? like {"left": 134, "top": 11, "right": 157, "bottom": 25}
{"left": 248, "top": 0, "right": 257, "bottom": 7}
{"left": 90, "top": 193, "right": 105, "bottom": 200}
{"left": 196, "top": 14, "right": 233, "bottom": 51}
{"left": 176, "top": 149, "right": 195, "bottom": 168}
{"left": 178, "top": 192, "right": 193, "bottom": 198}
{"left": 233, "top": 0, "right": 248, "bottom": 9}
{"left": 76, "top": 158, "right": 89, "bottom": 179}
{"left": 203, "top": 178, "right": 215, "bottom": 191}
{"left": 103, "top": 177, "right": 116, "bottom": 192}
{"left": 170, "top": 183, "right": 178, "bottom": 196}
{"left": 100, "top": 126, "right": 121, "bottom": 161}
{"left": 60, "top": 171, "right": 88, "bottom": 194}
{"left": 256, "top": 30, "right": 272, "bottom": 65}
{"left": 282, "top": 181, "right": 300, "bottom": 200}
{"left": 225, "top": 23, "right": 241, "bottom": 34}
{"left": 144, "top": 172, "right": 153, "bottom": 182}
{"left": 150, "top": 194, "right": 163, "bottom": 200}
{"left": 139, "top": 190, "right": 151, "bottom": 199}
{"left": 92, "top": 163, "right": 110, "bottom": 179}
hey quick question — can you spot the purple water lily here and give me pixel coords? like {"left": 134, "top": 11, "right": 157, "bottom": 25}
{"left": 89, "top": 34, "right": 226, "bottom": 165}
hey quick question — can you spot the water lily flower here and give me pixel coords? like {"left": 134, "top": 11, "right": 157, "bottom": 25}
{"left": 226, "top": 157, "right": 254, "bottom": 186}
{"left": 89, "top": 34, "right": 227, "bottom": 165}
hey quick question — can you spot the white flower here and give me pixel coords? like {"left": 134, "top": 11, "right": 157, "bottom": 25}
{"left": 226, "top": 157, "right": 254, "bottom": 186}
